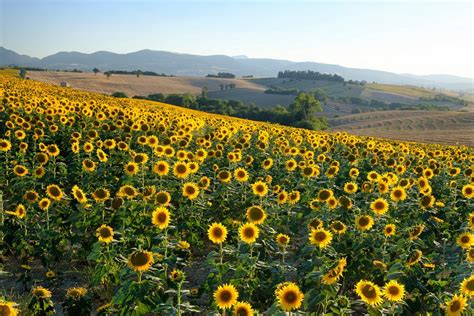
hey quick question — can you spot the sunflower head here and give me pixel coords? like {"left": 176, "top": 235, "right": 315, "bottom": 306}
{"left": 309, "top": 228, "right": 333, "bottom": 249}
{"left": 383, "top": 280, "right": 405, "bottom": 302}
{"left": 96, "top": 224, "right": 114, "bottom": 244}
{"left": 152, "top": 207, "right": 170, "bottom": 230}
{"left": 445, "top": 294, "right": 467, "bottom": 316}
{"left": 213, "top": 284, "right": 239, "bottom": 310}
{"left": 239, "top": 223, "right": 260, "bottom": 244}
{"left": 128, "top": 250, "right": 154, "bottom": 272}
{"left": 355, "top": 280, "right": 383, "bottom": 306}
{"left": 31, "top": 286, "right": 52, "bottom": 299}
{"left": 276, "top": 282, "right": 304, "bottom": 312}
{"left": 208, "top": 222, "right": 228, "bottom": 244}
{"left": 233, "top": 301, "right": 254, "bottom": 316}
{"left": 246, "top": 206, "right": 267, "bottom": 225}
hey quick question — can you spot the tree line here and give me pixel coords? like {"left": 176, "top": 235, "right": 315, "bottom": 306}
{"left": 131, "top": 91, "right": 328, "bottom": 130}
{"left": 277, "top": 70, "right": 345, "bottom": 82}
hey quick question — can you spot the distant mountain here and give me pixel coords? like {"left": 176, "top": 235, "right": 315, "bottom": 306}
{"left": 1, "top": 47, "right": 472, "bottom": 90}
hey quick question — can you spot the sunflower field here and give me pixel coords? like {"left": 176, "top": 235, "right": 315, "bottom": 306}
{"left": 0, "top": 70, "right": 473, "bottom": 315}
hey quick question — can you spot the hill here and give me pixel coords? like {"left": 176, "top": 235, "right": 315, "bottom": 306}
{"left": 1, "top": 46, "right": 473, "bottom": 90}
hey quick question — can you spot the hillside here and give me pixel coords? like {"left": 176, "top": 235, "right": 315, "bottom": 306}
{"left": 2, "top": 46, "right": 473, "bottom": 90}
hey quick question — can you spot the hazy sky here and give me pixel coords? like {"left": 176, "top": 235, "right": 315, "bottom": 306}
{"left": 1, "top": 0, "right": 473, "bottom": 77}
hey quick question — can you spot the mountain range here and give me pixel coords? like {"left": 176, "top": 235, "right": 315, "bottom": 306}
{"left": 1, "top": 47, "right": 472, "bottom": 90}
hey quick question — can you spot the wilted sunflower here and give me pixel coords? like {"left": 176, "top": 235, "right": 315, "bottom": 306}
{"left": 409, "top": 224, "right": 425, "bottom": 240}
{"left": 406, "top": 249, "right": 422, "bottom": 266}
{"left": 445, "top": 294, "right": 467, "bottom": 316}
{"left": 214, "top": 284, "right": 239, "bottom": 310}
{"left": 456, "top": 232, "right": 473, "bottom": 249}
{"left": 383, "top": 280, "right": 405, "bottom": 302}
{"left": 96, "top": 224, "right": 114, "bottom": 244}
{"left": 66, "top": 287, "right": 88, "bottom": 299}
{"left": 355, "top": 215, "right": 374, "bottom": 231}
{"left": 182, "top": 182, "right": 199, "bottom": 200}
{"left": 128, "top": 250, "right": 154, "bottom": 272}
{"left": 155, "top": 191, "right": 171, "bottom": 206}
{"left": 152, "top": 207, "right": 170, "bottom": 230}
{"left": 309, "top": 228, "right": 333, "bottom": 249}
{"left": 82, "top": 159, "right": 96, "bottom": 172}
{"left": 322, "top": 258, "right": 347, "bottom": 285}
{"left": 92, "top": 188, "right": 110, "bottom": 202}
{"left": 72, "top": 185, "right": 87, "bottom": 204}
{"left": 46, "top": 184, "right": 63, "bottom": 201}
{"left": 246, "top": 206, "right": 267, "bottom": 225}
{"left": 276, "top": 282, "right": 304, "bottom": 312}
{"left": 251, "top": 181, "right": 268, "bottom": 197}
{"left": 330, "top": 221, "right": 347, "bottom": 235}
{"left": 13, "top": 164, "right": 28, "bottom": 177}
{"left": 460, "top": 275, "right": 474, "bottom": 297}
{"left": 233, "top": 301, "right": 254, "bottom": 316}
{"left": 117, "top": 185, "right": 138, "bottom": 199}
{"left": 239, "top": 223, "right": 260, "bottom": 244}
{"left": 370, "top": 198, "right": 389, "bottom": 216}
{"left": 355, "top": 280, "right": 383, "bottom": 306}
{"left": 32, "top": 286, "right": 52, "bottom": 298}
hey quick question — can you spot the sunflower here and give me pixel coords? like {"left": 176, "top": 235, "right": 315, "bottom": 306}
{"left": 355, "top": 215, "right": 374, "bottom": 231}
{"left": 23, "top": 190, "right": 38, "bottom": 203}
{"left": 152, "top": 207, "right": 170, "bottom": 230}
{"left": 420, "top": 195, "right": 435, "bottom": 209}
{"left": 251, "top": 181, "right": 268, "bottom": 197}
{"left": 317, "top": 189, "right": 333, "bottom": 202}
{"left": 309, "top": 228, "right": 333, "bottom": 249}
{"left": 117, "top": 185, "right": 138, "bottom": 199}
{"left": 390, "top": 187, "right": 407, "bottom": 202}
{"left": 13, "top": 164, "right": 28, "bottom": 177}
{"left": 173, "top": 162, "right": 190, "bottom": 179}
{"left": 276, "top": 233, "right": 290, "bottom": 246}
{"left": 124, "top": 162, "right": 139, "bottom": 176}
{"left": 406, "top": 249, "right": 422, "bottom": 266}
{"left": 355, "top": 280, "right": 383, "bottom": 306}
{"left": 199, "top": 176, "right": 211, "bottom": 190}
{"left": 72, "top": 185, "right": 87, "bottom": 204}
{"left": 34, "top": 167, "right": 45, "bottom": 178}
{"left": 82, "top": 159, "right": 96, "bottom": 172}
{"left": 38, "top": 198, "right": 51, "bottom": 211}
{"left": 92, "top": 188, "right": 110, "bottom": 202}
{"left": 370, "top": 198, "right": 389, "bottom": 216}
{"left": 277, "top": 191, "right": 288, "bottom": 204}
{"left": 233, "top": 301, "right": 254, "bottom": 316}
{"left": 46, "top": 270, "right": 56, "bottom": 278}
{"left": 182, "top": 182, "right": 200, "bottom": 200}
{"left": 460, "top": 275, "right": 474, "bottom": 297}
{"left": 35, "top": 153, "right": 49, "bottom": 165}
{"left": 208, "top": 222, "right": 228, "bottom": 244}
{"left": 246, "top": 206, "right": 267, "bottom": 225}
{"left": 462, "top": 184, "right": 474, "bottom": 199}
{"left": 373, "top": 260, "right": 387, "bottom": 271}
{"left": 46, "top": 184, "right": 63, "bottom": 201}
{"left": 218, "top": 170, "right": 232, "bottom": 184}
{"left": 169, "top": 269, "right": 185, "bottom": 282}
{"left": 456, "top": 232, "right": 473, "bottom": 249}
{"left": 0, "top": 300, "right": 19, "bottom": 316}
{"left": 383, "top": 224, "right": 396, "bottom": 236}
{"left": 155, "top": 191, "right": 171, "bottom": 206}
{"left": 234, "top": 168, "right": 249, "bottom": 183}
{"left": 468, "top": 213, "right": 474, "bottom": 230}
{"left": 409, "top": 224, "right": 425, "bottom": 240}
{"left": 322, "top": 258, "right": 347, "bottom": 285}
{"left": 276, "top": 283, "right": 304, "bottom": 312}
{"left": 32, "top": 286, "right": 52, "bottom": 298}
{"left": 96, "top": 224, "right": 114, "bottom": 244}
{"left": 445, "top": 294, "right": 467, "bottom": 316}
{"left": 239, "top": 223, "right": 260, "bottom": 244}
{"left": 153, "top": 161, "right": 169, "bottom": 176}
{"left": 343, "top": 182, "right": 358, "bottom": 194}
{"left": 383, "top": 280, "right": 405, "bottom": 302}
{"left": 0, "top": 139, "right": 12, "bottom": 152}
{"left": 128, "top": 250, "right": 154, "bottom": 272}
{"left": 46, "top": 144, "right": 60, "bottom": 157}
{"left": 468, "top": 249, "right": 474, "bottom": 263}
{"left": 214, "top": 284, "right": 239, "bottom": 310}
{"left": 66, "top": 287, "right": 88, "bottom": 299}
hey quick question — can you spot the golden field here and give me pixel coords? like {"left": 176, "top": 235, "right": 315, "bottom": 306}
{"left": 0, "top": 71, "right": 473, "bottom": 315}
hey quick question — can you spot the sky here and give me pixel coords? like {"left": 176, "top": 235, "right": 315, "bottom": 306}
{"left": 1, "top": 0, "right": 473, "bottom": 78}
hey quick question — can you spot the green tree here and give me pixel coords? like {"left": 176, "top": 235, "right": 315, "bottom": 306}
{"left": 104, "top": 72, "right": 112, "bottom": 79}
{"left": 19, "top": 68, "right": 27, "bottom": 79}
{"left": 289, "top": 92, "right": 322, "bottom": 121}
{"left": 93, "top": 68, "right": 100, "bottom": 75}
